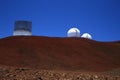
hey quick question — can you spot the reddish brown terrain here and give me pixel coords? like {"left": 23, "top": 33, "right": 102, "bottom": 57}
{"left": 0, "top": 36, "right": 120, "bottom": 80}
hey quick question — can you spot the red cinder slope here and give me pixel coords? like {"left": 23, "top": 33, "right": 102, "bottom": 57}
{"left": 0, "top": 36, "right": 120, "bottom": 72}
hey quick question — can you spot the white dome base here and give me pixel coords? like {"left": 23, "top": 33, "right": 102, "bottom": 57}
{"left": 13, "top": 30, "right": 32, "bottom": 36}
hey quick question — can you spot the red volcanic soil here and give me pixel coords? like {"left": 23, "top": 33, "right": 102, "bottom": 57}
{"left": 0, "top": 36, "right": 120, "bottom": 72}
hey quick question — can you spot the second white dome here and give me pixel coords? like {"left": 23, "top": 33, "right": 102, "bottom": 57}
{"left": 81, "top": 33, "right": 92, "bottom": 39}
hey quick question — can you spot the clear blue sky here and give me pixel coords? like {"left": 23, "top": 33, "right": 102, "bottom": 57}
{"left": 0, "top": 0, "right": 120, "bottom": 41}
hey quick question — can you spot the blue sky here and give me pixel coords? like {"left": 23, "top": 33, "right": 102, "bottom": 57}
{"left": 0, "top": 0, "right": 120, "bottom": 41}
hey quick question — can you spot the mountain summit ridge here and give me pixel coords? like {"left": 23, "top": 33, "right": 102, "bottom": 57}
{"left": 0, "top": 36, "right": 120, "bottom": 72}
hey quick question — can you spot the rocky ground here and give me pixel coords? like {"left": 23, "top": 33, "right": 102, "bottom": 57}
{"left": 0, "top": 36, "right": 120, "bottom": 80}
{"left": 0, "top": 66, "right": 120, "bottom": 80}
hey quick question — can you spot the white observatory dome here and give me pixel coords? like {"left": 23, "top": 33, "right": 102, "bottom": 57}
{"left": 67, "top": 28, "right": 80, "bottom": 37}
{"left": 81, "top": 33, "right": 92, "bottom": 39}
{"left": 13, "top": 21, "right": 32, "bottom": 36}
